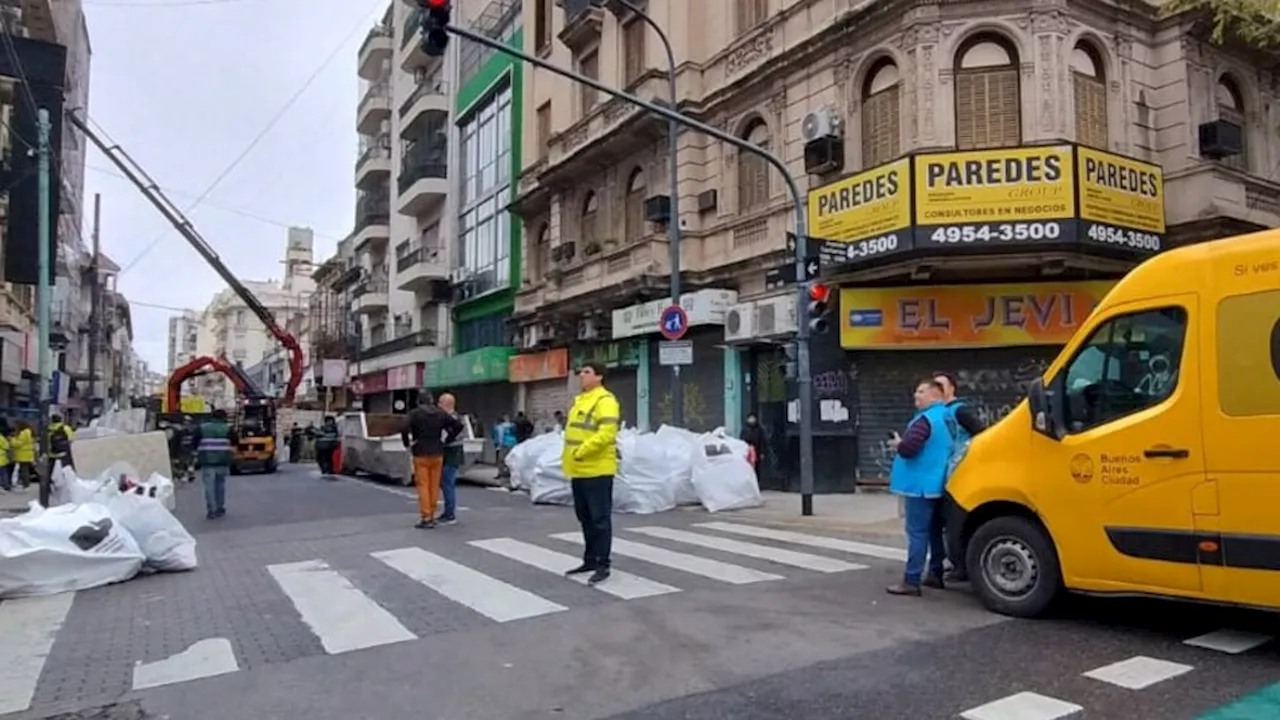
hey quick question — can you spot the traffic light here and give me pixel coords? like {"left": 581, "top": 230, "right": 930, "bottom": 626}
{"left": 782, "top": 342, "right": 798, "bottom": 380}
{"left": 420, "top": 0, "right": 451, "bottom": 57}
{"left": 807, "top": 283, "right": 832, "bottom": 334}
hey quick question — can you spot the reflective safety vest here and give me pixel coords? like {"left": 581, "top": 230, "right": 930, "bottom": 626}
{"left": 197, "top": 420, "right": 234, "bottom": 467}
{"left": 562, "top": 386, "right": 621, "bottom": 479}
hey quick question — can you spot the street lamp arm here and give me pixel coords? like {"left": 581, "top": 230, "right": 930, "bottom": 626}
{"left": 444, "top": 22, "right": 818, "bottom": 515}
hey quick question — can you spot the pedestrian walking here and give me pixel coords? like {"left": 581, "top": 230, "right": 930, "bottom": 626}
{"left": 193, "top": 409, "right": 236, "bottom": 519}
{"left": 12, "top": 420, "right": 34, "bottom": 488}
{"left": 933, "top": 371, "right": 987, "bottom": 582}
{"left": 437, "top": 392, "right": 464, "bottom": 524}
{"left": 514, "top": 411, "right": 534, "bottom": 445}
{"left": 288, "top": 424, "right": 301, "bottom": 463}
{"left": 885, "top": 378, "right": 954, "bottom": 597}
{"left": 562, "top": 362, "right": 621, "bottom": 585}
{"left": 46, "top": 413, "right": 75, "bottom": 479}
{"left": 0, "top": 417, "right": 12, "bottom": 491}
{"left": 315, "top": 416, "right": 340, "bottom": 477}
{"left": 401, "top": 392, "right": 463, "bottom": 529}
{"left": 741, "top": 412, "right": 765, "bottom": 475}
{"left": 493, "top": 414, "right": 517, "bottom": 483}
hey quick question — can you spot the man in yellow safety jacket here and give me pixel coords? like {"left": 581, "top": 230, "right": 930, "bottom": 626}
{"left": 561, "top": 361, "right": 621, "bottom": 585}
{"left": 46, "top": 414, "right": 75, "bottom": 479}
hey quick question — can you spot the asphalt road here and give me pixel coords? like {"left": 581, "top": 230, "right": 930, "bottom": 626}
{"left": 0, "top": 464, "right": 1275, "bottom": 720}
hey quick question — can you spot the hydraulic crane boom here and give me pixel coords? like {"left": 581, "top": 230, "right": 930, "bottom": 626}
{"left": 66, "top": 110, "right": 305, "bottom": 405}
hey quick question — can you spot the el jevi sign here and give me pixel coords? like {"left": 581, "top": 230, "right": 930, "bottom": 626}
{"left": 839, "top": 281, "right": 1115, "bottom": 349}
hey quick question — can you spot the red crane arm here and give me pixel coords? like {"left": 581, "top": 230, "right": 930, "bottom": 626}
{"left": 166, "top": 356, "right": 264, "bottom": 412}
{"left": 67, "top": 111, "right": 305, "bottom": 405}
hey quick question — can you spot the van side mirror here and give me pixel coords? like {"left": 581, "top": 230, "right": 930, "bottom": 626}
{"left": 1027, "top": 379, "right": 1061, "bottom": 439}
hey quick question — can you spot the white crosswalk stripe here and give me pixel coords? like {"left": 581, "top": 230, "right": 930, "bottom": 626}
{"left": 470, "top": 538, "right": 680, "bottom": 599}
{"left": 0, "top": 592, "right": 75, "bottom": 715}
{"left": 373, "top": 546, "right": 568, "bottom": 622}
{"left": 549, "top": 532, "right": 785, "bottom": 584}
{"left": 695, "top": 521, "right": 908, "bottom": 562}
{"left": 628, "top": 526, "right": 867, "bottom": 573}
{"left": 266, "top": 559, "right": 417, "bottom": 654}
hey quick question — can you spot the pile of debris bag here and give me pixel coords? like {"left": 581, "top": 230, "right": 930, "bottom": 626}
{"left": 505, "top": 425, "right": 763, "bottom": 514}
{"left": 0, "top": 462, "right": 198, "bottom": 599}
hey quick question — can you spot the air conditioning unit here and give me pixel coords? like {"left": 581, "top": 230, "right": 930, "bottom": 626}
{"left": 521, "top": 324, "right": 542, "bottom": 350}
{"left": 723, "top": 302, "right": 757, "bottom": 344}
{"left": 756, "top": 295, "right": 797, "bottom": 337}
{"left": 577, "top": 318, "right": 604, "bottom": 340}
{"left": 801, "top": 107, "right": 842, "bottom": 142}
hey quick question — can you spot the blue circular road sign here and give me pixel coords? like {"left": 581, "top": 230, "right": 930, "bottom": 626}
{"left": 659, "top": 304, "right": 689, "bottom": 340}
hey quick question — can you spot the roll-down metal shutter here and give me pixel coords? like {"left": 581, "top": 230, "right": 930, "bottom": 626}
{"left": 525, "top": 379, "right": 571, "bottom": 433}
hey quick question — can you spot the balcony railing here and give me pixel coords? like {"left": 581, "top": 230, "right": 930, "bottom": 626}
{"left": 358, "top": 82, "right": 390, "bottom": 112}
{"left": 360, "top": 329, "right": 440, "bottom": 361}
{"left": 358, "top": 23, "right": 392, "bottom": 59}
{"left": 353, "top": 273, "right": 390, "bottom": 298}
{"left": 356, "top": 189, "right": 390, "bottom": 231}
{"left": 395, "top": 245, "right": 445, "bottom": 273}
{"left": 399, "top": 80, "right": 448, "bottom": 116}
{"left": 357, "top": 142, "right": 391, "bottom": 169}
{"left": 398, "top": 148, "right": 447, "bottom": 193}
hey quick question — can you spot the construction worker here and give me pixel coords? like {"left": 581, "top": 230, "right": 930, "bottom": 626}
{"left": 0, "top": 417, "right": 12, "bottom": 491}
{"left": 46, "top": 413, "right": 75, "bottom": 479}
{"left": 12, "top": 420, "right": 34, "bottom": 488}
{"left": 193, "top": 409, "right": 236, "bottom": 519}
{"left": 562, "top": 362, "right": 621, "bottom": 586}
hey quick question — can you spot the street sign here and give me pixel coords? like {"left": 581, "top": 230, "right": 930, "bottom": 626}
{"left": 765, "top": 256, "right": 819, "bottom": 289}
{"left": 658, "top": 340, "right": 693, "bottom": 366}
{"left": 658, "top": 304, "right": 688, "bottom": 340}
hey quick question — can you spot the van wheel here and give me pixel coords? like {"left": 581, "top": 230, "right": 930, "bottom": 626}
{"left": 966, "top": 515, "right": 1062, "bottom": 619}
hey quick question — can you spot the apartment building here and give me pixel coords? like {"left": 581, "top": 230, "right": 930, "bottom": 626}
{"left": 166, "top": 309, "right": 200, "bottom": 373}
{"left": 183, "top": 230, "right": 314, "bottom": 409}
{"left": 514, "top": 0, "right": 1280, "bottom": 490}
{"left": 348, "top": 2, "right": 452, "bottom": 413}
{"left": 308, "top": 238, "right": 360, "bottom": 412}
{"left": 0, "top": 0, "right": 93, "bottom": 415}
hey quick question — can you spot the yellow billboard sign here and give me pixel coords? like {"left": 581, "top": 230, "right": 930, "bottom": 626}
{"left": 807, "top": 158, "right": 912, "bottom": 248}
{"left": 1076, "top": 146, "right": 1165, "bottom": 236}
{"left": 913, "top": 146, "right": 1075, "bottom": 247}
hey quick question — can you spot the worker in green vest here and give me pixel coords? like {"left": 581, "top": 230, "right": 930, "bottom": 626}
{"left": 192, "top": 409, "right": 236, "bottom": 519}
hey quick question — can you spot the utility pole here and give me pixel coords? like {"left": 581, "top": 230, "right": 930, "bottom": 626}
{"left": 442, "top": 23, "right": 818, "bottom": 514}
{"left": 35, "top": 108, "right": 52, "bottom": 507}
{"left": 88, "top": 193, "right": 101, "bottom": 416}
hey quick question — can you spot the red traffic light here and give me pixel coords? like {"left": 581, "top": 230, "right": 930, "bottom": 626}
{"left": 424, "top": 0, "right": 449, "bottom": 7}
{"left": 809, "top": 283, "right": 831, "bottom": 303}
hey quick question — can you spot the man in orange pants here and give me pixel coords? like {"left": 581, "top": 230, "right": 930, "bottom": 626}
{"left": 401, "top": 391, "right": 464, "bottom": 528}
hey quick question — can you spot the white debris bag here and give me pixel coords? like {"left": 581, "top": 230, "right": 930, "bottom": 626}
{"left": 613, "top": 430, "right": 677, "bottom": 514}
{"left": 529, "top": 442, "right": 572, "bottom": 506}
{"left": 506, "top": 432, "right": 560, "bottom": 492}
{"left": 0, "top": 501, "right": 145, "bottom": 598}
{"left": 104, "top": 490, "right": 197, "bottom": 572}
{"left": 691, "top": 428, "right": 762, "bottom": 513}
{"left": 50, "top": 462, "right": 116, "bottom": 507}
{"left": 654, "top": 425, "right": 701, "bottom": 505}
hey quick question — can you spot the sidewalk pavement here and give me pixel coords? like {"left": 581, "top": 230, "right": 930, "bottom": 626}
{"left": 721, "top": 490, "right": 906, "bottom": 546}
{"left": 0, "top": 484, "right": 36, "bottom": 515}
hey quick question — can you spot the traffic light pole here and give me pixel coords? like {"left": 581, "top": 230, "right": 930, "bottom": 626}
{"left": 443, "top": 23, "right": 818, "bottom": 515}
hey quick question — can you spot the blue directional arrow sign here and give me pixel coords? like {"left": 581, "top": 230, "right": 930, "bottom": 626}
{"left": 659, "top": 304, "right": 689, "bottom": 340}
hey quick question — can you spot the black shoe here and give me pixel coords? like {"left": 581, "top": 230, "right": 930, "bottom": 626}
{"left": 206, "top": 511, "right": 217, "bottom": 520}
{"left": 215, "top": 508, "right": 226, "bottom": 518}
{"left": 437, "top": 514, "right": 457, "bottom": 525}
{"left": 922, "top": 574, "right": 945, "bottom": 590}
{"left": 944, "top": 569, "right": 969, "bottom": 583}
{"left": 565, "top": 564, "right": 596, "bottom": 576}
{"left": 588, "top": 568, "right": 611, "bottom": 585}
{"left": 415, "top": 519, "right": 437, "bottom": 529}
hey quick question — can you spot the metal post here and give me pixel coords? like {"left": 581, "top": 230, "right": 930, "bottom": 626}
{"left": 88, "top": 194, "right": 101, "bottom": 415}
{"left": 444, "top": 24, "right": 817, "bottom": 514}
{"left": 35, "top": 108, "right": 52, "bottom": 507}
{"left": 603, "top": 0, "right": 683, "bottom": 426}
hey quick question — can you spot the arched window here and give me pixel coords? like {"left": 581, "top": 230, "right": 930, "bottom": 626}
{"left": 625, "top": 168, "right": 647, "bottom": 241}
{"left": 954, "top": 34, "right": 1021, "bottom": 149}
{"left": 531, "top": 223, "right": 549, "bottom": 279}
{"left": 862, "top": 58, "right": 901, "bottom": 167}
{"left": 1217, "top": 76, "right": 1247, "bottom": 171}
{"left": 1072, "top": 42, "right": 1107, "bottom": 149}
{"left": 581, "top": 191, "right": 599, "bottom": 241}
{"left": 738, "top": 119, "right": 771, "bottom": 210}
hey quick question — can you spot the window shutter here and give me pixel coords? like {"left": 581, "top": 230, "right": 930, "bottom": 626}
{"left": 1073, "top": 74, "right": 1108, "bottom": 149}
{"left": 861, "top": 86, "right": 900, "bottom": 168}
{"left": 956, "top": 69, "right": 1020, "bottom": 150}
{"left": 992, "top": 68, "right": 1020, "bottom": 148}
{"left": 955, "top": 73, "right": 976, "bottom": 149}
{"left": 1219, "top": 106, "right": 1247, "bottom": 171}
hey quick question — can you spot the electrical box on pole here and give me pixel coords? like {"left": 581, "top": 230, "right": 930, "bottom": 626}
{"left": 420, "top": 0, "right": 451, "bottom": 57}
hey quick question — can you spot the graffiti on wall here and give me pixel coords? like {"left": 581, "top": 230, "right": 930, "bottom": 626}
{"left": 952, "top": 359, "right": 1051, "bottom": 428}
{"left": 655, "top": 382, "right": 710, "bottom": 430}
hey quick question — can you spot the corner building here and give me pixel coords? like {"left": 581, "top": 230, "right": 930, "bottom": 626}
{"left": 514, "top": 0, "right": 1278, "bottom": 491}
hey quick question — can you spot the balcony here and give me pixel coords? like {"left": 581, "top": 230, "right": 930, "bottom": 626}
{"left": 352, "top": 274, "right": 390, "bottom": 315}
{"left": 400, "top": 7, "right": 441, "bottom": 72}
{"left": 355, "top": 139, "right": 391, "bottom": 191}
{"left": 356, "top": 82, "right": 391, "bottom": 136}
{"left": 518, "top": 238, "right": 668, "bottom": 314}
{"left": 360, "top": 328, "right": 440, "bottom": 362}
{"left": 357, "top": 24, "right": 393, "bottom": 81}
{"left": 397, "top": 148, "right": 447, "bottom": 216}
{"left": 398, "top": 81, "right": 449, "bottom": 138}
{"left": 559, "top": 0, "right": 604, "bottom": 52}
{"left": 395, "top": 245, "right": 449, "bottom": 292}
{"left": 354, "top": 189, "right": 391, "bottom": 252}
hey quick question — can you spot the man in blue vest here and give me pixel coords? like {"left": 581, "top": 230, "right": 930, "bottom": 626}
{"left": 933, "top": 371, "right": 987, "bottom": 582}
{"left": 192, "top": 409, "right": 236, "bottom": 520}
{"left": 886, "top": 379, "right": 954, "bottom": 596}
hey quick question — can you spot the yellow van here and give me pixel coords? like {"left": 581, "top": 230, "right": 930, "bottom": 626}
{"left": 945, "top": 228, "right": 1280, "bottom": 617}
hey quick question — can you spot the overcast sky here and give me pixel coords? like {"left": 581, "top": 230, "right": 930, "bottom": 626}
{"left": 82, "top": 0, "right": 386, "bottom": 371}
